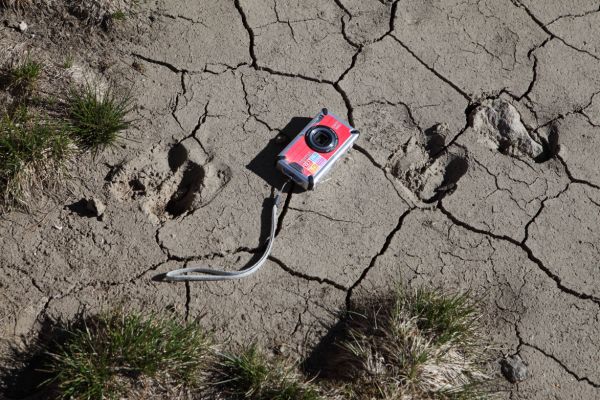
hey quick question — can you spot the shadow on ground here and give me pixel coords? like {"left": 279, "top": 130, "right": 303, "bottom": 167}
{"left": 0, "top": 317, "right": 68, "bottom": 399}
{"left": 247, "top": 116, "right": 312, "bottom": 190}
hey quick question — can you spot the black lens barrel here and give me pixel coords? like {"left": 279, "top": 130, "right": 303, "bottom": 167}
{"left": 306, "top": 125, "right": 338, "bottom": 153}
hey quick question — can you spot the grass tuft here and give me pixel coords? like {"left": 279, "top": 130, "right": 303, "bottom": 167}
{"left": 3, "top": 286, "right": 496, "bottom": 399}
{"left": 335, "top": 285, "right": 490, "bottom": 400}
{"left": 399, "top": 287, "right": 481, "bottom": 348}
{"left": 7, "top": 57, "right": 43, "bottom": 93}
{"left": 215, "top": 345, "right": 322, "bottom": 400}
{"left": 43, "top": 311, "right": 212, "bottom": 400}
{"left": 111, "top": 9, "right": 126, "bottom": 20}
{"left": 63, "top": 55, "right": 74, "bottom": 69}
{"left": 67, "top": 84, "right": 132, "bottom": 152}
{"left": 0, "top": 109, "right": 72, "bottom": 205}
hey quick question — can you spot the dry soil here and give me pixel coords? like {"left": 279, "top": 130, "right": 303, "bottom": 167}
{"left": 1, "top": 1, "right": 600, "bottom": 399}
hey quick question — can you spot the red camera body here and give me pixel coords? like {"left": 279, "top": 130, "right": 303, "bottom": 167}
{"left": 277, "top": 109, "right": 359, "bottom": 189}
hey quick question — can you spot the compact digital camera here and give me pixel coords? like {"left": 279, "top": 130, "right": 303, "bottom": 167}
{"left": 276, "top": 109, "right": 359, "bottom": 189}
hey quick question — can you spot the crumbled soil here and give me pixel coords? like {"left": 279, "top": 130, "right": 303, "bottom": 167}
{"left": 1, "top": 1, "right": 600, "bottom": 399}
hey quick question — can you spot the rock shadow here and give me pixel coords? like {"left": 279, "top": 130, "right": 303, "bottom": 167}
{"left": 65, "top": 199, "right": 97, "bottom": 218}
{"left": 533, "top": 122, "right": 560, "bottom": 163}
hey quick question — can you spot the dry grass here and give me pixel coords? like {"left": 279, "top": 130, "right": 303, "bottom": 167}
{"left": 0, "top": 0, "right": 31, "bottom": 9}
{"left": 4, "top": 285, "right": 497, "bottom": 400}
{"left": 331, "top": 286, "right": 492, "bottom": 400}
{"left": 0, "top": 49, "right": 133, "bottom": 208}
{"left": 67, "top": 0, "right": 132, "bottom": 26}
{"left": 0, "top": 108, "right": 73, "bottom": 207}
{"left": 212, "top": 345, "right": 322, "bottom": 400}
{"left": 35, "top": 311, "right": 320, "bottom": 400}
{"left": 6, "top": 57, "right": 43, "bottom": 94}
{"left": 43, "top": 311, "right": 213, "bottom": 400}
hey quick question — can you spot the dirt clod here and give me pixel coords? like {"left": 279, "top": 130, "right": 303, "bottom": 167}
{"left": 86, "top": 197, "right": 106, "bottom": 218}
{"left": 470, "top": 99, "right": 543, "bottom": 160}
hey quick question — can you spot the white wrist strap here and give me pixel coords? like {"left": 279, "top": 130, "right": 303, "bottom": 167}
{"left": 164, "top": 180, "right": 291, "bottom": 282}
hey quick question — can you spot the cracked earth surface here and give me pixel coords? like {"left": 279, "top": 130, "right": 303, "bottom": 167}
{"left": 1, "top": 0, "right": 600, "bottom": 398}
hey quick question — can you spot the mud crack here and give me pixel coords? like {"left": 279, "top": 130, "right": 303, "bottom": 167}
{"left": 132, "top": 52, "right": 184, "bottom": 73}
{"left": 523, "top": 343, "right": 600, "bottom": 388}
{"left": 345, "top": 207, "right": 414, "bottom": 307}
{"left": 438, "top": 199, "right": 600, "bottom": 307}
{"left": 545, "top": 6, "right": 600, "bottom": 26}
{"left": 510, "top": 35, "right": 553, "bottom": 102}
{"left": 184, "top": 281, "right": 191, "bottom": 321}
{"left": 557, "top": 154, "right": 600, "bottom": 190}
{"left": 510, "top": 0, "right": 600, "bottom": 62}
{"left": 332, "top": 0, "right": 360, "bottom": 49}
{"left": 269, "top": 256, "right": 347, "bottom": 291}
{"left": 156, "top": 12, "right": 208, "bottom": 27}
{"left": 389, "top": 35, "right": 471, "bottom": 101}
{"left": 288, "top": 206, "right": 358, "bottom": 224}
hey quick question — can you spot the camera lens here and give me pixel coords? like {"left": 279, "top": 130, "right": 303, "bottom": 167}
{"left": 314, "top": 132, "right": 329, "bottom": 146}
{"left": 306, "top": 126, "right": 338, "bottom": 153}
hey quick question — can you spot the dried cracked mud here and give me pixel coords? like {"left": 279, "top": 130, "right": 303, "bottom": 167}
{"left": 2, "top": 0, "right": 600, "bottom": 398}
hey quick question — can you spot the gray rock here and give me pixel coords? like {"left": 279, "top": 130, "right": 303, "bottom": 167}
{"left": 501, "top": 354, "right": 528, "bottom": 383}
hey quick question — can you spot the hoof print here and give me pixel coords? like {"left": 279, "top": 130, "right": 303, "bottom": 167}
{"left": 389, "top": 124, "right": 468, "bottom": 203}
{"left": 165, "top": 162, "right": 205, "bottom": 217}
{"left": 109, "top": 140, "right": 231, "bottom": 223}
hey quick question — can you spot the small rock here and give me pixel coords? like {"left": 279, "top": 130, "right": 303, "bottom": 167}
{"left": 18, "top": 21, "right": 27, "bottom": 32}
{"left": 501, "top": 354, "right": 528, "bottom": 383}
{"left": 86, "top": 198, "right": 106, "bottom": 218}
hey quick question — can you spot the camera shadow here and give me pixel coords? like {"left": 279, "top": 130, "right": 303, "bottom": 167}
{"left": 246, "top": 116, "right": 312, "bottom": 190}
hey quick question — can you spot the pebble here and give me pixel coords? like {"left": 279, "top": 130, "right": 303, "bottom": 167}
{"left": 501, "top": 354, "right": 528, "bottom": 383}
{"left": 18, "top": 21, "right": 27, "bottom": 32}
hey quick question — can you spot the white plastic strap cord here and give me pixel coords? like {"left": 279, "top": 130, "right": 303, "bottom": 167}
{"left": 164, "top": 180, "right": 291, "bottom": 282}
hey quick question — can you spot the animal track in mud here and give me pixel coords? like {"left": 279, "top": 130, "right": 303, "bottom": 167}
{"left": 470, "top": 98, "right": 559, "bottom": 163}
{"left": 109, "top": 139, "right": 231, "bottom": 223}
{"left": 389, "top": 123, "right": 468, "bottom": 203}
{"left": 165, "top": 162, "right": 205, "bottom": 217}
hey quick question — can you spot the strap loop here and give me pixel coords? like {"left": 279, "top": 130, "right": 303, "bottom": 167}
{"left": 164, "top": 180, "right": 291, "bottom": 282}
